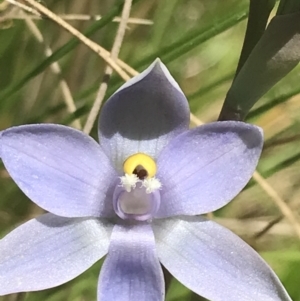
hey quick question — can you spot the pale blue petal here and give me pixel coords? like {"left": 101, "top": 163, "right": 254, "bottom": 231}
{"left": 98, "top": 223, "right": 164, "bottom": 301}
{"left": 0, "top": 214, "right": 112, "bottom": 295}
{"left": 156, "top": 121, "right": 263, "bottom": 217}
{"left": 1, "top": 124, "right": 118, "bottom": 217}
{"left": 99, "top": 59, "right": 189, "bottom": 172}
{"left": 153, "top": 216, "right": 292, "bottom": 301}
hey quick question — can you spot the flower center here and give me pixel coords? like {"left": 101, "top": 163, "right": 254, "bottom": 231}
{"left": 123, "top": 153, "right": 157, "bottom": 178}
{"left": 133, "top": 165, "right": 148, "bottom": 179}
{"left": 113, "top": 153, "right": 162, "bottom": 221}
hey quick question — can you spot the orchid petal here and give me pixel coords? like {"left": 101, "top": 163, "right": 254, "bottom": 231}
{"left": 0, "top": 214, "right": 112, "bottom": 295}
{"left": 156, "top": 121, "right": 263, "bottom": 217}
{"left": 1, "top": 124, "right": 118, "bottom": 217}
{"left": 153, "top": 216, "right": 292, "bottom": 301}
{"left": 98, "top": 223, "right": 164, "bottom": 301}
{"left": 98, "top": 59, "right": 189, "bottom": 172}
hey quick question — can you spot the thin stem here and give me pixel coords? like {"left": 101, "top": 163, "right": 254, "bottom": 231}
{"left": 218, "top": 217, "right": 297, "bottom": 237}
{"left": 5, "top": 0, "right": 40, "bottom": 16}
{"left": 2, "top": 12, "right": 153, "bottom": 25}
{"left": 189, "top": 113, "right": 204, "bottom": 126}
{"left": 22, "top": 10, "right": 81, "bottom": 129}
{"left": 14, "top": 0, "right": 130, "bottom": 81}
{"left": 252, "top": 171, "right": 300, "bottom": 239}
{"left": 4, "top": 0, "right": 142, "bottom": 79}
{"left": 253, "top": 215, "right": 283, "bottom": 239}
{"left": 117, "top": 59, "right": 139, "bottom": 76}
{"left": 83, "top": 0, "right": 133, "bottom": 134}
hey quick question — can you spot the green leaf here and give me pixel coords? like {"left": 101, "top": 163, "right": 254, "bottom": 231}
{"left": 234, "top": 0, "right": 275, "bottom": 76}
{"left": 136, "top": 4, "right": 248, "bottom": 69}
{"left": 151, "top": 0, "right": 180, "bottom": 48}
{"left": 189, "top": 73, "right": 234, "bottom": 100}
{"left": 277, "top": 0, "right": 300, "bottom": 15}
{"left": 219, "top": 11, "right": 300, "bottom": 121}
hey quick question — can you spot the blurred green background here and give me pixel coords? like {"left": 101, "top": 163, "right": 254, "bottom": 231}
{"left": 0, "top": 0, "right": 300, "bottom": 300}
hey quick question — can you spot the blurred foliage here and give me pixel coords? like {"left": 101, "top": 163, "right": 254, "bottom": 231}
{"left": 0, "top": 0, "right": 300, "bottom": 300}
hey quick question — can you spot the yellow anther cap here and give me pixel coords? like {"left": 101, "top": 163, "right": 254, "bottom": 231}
{"left": 123, "top": 153, "right": 157, "bottom": 178}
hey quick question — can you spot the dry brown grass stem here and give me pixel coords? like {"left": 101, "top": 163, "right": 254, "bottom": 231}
{"left": 6, "top": 0, "right": 139, "bottom": 81}
{"left": 252, "top": 171, "right": 300, "bottom": 239}
{"left": 83, "top": 0, "right": 133, "bottom": 134}
{"left": 5, "top": 0, "right": 40, "bottom": 16}
{"left": 4, "top": 13, "right": 153, "bottom": 25}
{"left": 9, "top": 0, "right": 131, "bottom": 81}
{"left": 5, "top": 0, "right": 135, "bottom": 133}
{"left": 21, "top": 10, "right": 82, "bottom": 129}
{"left": 189, "top": 113, "right": 204, "bottom": 126}
{"left": 218, "top": 217, "right": 298, "bottom": 237}
{"left": 253, "top": 197, "right": 300, "bottom": 239}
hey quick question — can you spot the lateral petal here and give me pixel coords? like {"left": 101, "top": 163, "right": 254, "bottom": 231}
{"left": 153, "top": 216, "right": 292, "bottom": 301}
{"left": 156, "top": 121, "right": 263, "bottom": 217}
{"left": 0, "top": 214, "right": 112, "bottom": 295}
{"left": 1, "top": 124, "right": 117, "bottom": 217}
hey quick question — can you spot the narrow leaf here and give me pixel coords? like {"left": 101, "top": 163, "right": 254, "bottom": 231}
{"left": 219, "top": 12, "right": 300, "bottom": 121}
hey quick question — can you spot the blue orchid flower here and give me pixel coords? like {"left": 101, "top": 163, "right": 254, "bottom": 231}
{"left": 0, "top": 60, "right": 292, "bottom": 301}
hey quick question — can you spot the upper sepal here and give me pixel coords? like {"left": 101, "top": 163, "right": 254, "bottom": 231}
{"left": 98, "top": 59, "right": 190, "bottom": 172}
